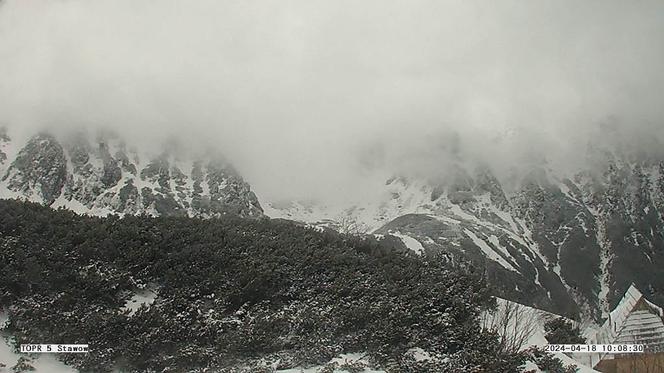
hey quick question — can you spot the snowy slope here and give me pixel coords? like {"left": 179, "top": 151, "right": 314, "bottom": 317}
{"left": 390, "top": 232, "right": 426, "bottom": 255}
{"left": 276, "top": 353, "right": 385, "bottom": 373}
{"left": 486, "top": 299, "right": 601, "bottom": 373}
{"left": 265, "top": 153, "right": 664, "bottom": 322}
{"left": 0, "top": 128, "right": 263, "bottom": 219}
{"left": 0, "top": 309, "right": 77, "bottom": 373}
{"left": 0, "top": 341, "right": 77, "bottom": 373}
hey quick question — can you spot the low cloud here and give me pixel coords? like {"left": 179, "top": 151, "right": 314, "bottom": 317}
{"left": 1, "top": 0, "right": 663, "bottom": 202}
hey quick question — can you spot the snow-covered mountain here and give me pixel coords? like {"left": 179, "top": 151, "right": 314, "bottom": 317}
{"left": 0, "top": 128, "right": 263, "bottom": 218}
{"left": 2, "top": 125, "right": 663, "bottom": 324}
{"left": 265, "top": 149, "right": 664, "bottom": 322}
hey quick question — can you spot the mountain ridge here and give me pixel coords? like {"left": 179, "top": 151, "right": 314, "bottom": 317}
{"left": 265, "top": 150, "right": 664, "bottom": 322}
{"left": 2, "top": 126, "right": 663, "bottom": 324}
{"left": 0, "top": 127, "right": 263, "bottom": 219}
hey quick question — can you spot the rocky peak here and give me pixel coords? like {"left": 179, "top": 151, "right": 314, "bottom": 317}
{"left": 0, "top": 128, "right": 263, "bottom": 219}
{"left": 0, "top": 127, "right": 10, "bottom": 165}
{"left": 266, "top": 154, "right": 664, "bottom": 321}
{"left": 2, "top": 133, "right": 68, "bottom": 205}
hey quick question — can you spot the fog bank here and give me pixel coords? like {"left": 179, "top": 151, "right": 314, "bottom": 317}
{"left": 1, "top": 0, "right": 663, "bottom": 202}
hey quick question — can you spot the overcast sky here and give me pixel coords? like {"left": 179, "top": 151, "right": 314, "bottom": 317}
{"left": 1, "top": 0, "right": 663, "bottom": 202}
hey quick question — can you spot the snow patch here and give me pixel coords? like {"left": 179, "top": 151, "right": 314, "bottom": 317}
{"left": 406, "top": 347, "right": 433, "bottom": 362}
{"left": 0, "top": 337, "right": 76, "bottom": 373}
{"left": 487, "top": 234, "right": 516, "bottom": 262}
{"left": 276, "top": 352, "right": 385, "bottom": 373}
{"left": 427, "top": 214, "right": 461, "bottom": 225}
{"left": 485, "top": 298, "right": 601, "bottom": 372}
{"left": 464, "top": 229, "right": 518, "bottom": 272}
{"left": 122, "top": 289, "right": 158, "bottom": 315}
{"left": 391, "top": 232, "right": 425, "bottom": 255}
{"left": 0, "top": 310, "right": 8, "bottom": 330}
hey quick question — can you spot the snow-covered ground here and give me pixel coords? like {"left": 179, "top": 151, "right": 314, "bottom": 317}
{"left": 0, "top": 300, "right": 603, "bottom": 372}
{"left": 0, "top": 341, "right": 77, "bottom": 373}
{"left": 276, "top": 353, "right": 385, "bottom": 373}
{"left": 390, "top": 231, "right": 425, "bottom": 255}
{"left": 0, "top": 311, "right": 8, "bottom": 330}
{"left": 0, "top": 310, "right": 76, "bottom": 373}
{"left": 464, "top": 228, "right": 519, "bottom": 272}
{"left": 273, "top": 299, "right": 602, "bottom": 373}
{"left": 262, "top": 177, "right": 439, "bottom": 234}
{"left": 121, "top": 288, "right": 158, "bottom": 316}
{"left": 486, "top": 298, "right": 601, "bottom": 373}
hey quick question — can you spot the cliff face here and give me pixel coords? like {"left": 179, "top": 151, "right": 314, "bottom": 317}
{"left": 0, "top": 129, "right": 263, "bottom": 219}
{"left": 2, "top": 126, "right": 663, "bottom": 322}
{"left": 266, "top": 155, "right": 664, "bottom": 321}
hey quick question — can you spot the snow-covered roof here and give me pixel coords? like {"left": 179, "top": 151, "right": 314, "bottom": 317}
{"left": 614, "top": 310, "right": 664, "bottom": 345}
{"left": 593, "top": 284, "right": 664, "bottom": 351}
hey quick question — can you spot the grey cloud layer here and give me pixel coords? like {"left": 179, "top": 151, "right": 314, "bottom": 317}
{"left": 1, "top": 0, "right": 663, "bottom": 202}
